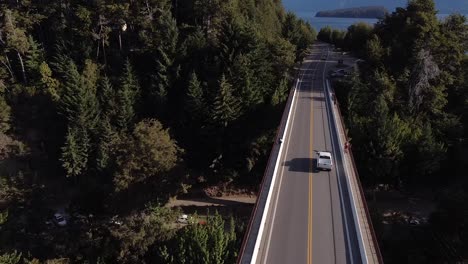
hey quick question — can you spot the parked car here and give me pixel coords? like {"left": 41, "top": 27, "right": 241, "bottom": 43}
{"left": 177, "top": 214, "right": 189, "bottom": 224}
{"left": 109, "top": 215, "right": 123, "bottom": 226}
{"left": 317, "top": 151, "right": 333, "bottom": 171}
{"left": 53, "top": 213, "right": 67, "bottom": 227}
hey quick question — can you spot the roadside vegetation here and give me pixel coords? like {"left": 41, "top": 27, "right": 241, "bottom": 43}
{"left": 0, "top": 0, "right": 315, "bottom": 263}
{"left": 320, "top": 0, "right": 468, "bottom": 262}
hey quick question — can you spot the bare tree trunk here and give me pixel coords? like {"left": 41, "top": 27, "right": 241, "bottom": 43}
{"left": 96, "top": 41, "right": 100, "bottom": 60}
{"left": 119, "top": 31, "right": 122, "bottom": 51}
{"left": 17, "top": 51, "right": 27, "bottom": 83}
{"left": 102, "top": 39, "right": 107, "bottom": 65}
{"left": 1, "top": 54, "right": 15, "bottom": 81}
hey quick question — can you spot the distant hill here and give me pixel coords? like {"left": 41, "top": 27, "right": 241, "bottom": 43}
{"left": 282, "top": 0, "right": 468, "bottom": 14}
{"left": 316, "top": 6, "right": 388, "bottom": 18}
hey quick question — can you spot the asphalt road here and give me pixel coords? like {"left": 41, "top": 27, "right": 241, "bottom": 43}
{"left": 256, "top": 43, "right": 362, "bottom": 264}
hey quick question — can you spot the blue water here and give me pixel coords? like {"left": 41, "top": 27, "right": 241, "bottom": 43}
{"left": 297, "top": 12, "right": 465, "bottom": 31}
{"left": 297, "top": 12, "right": 378, "bottom": 31}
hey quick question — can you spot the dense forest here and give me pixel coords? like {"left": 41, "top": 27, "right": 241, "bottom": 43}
{"left": 319, "top": 0, "right": 468, "bottom": 262}
{"left": 0, "top": 0, "right": 315, "bottom": 263}
{"left": 315, "top": 6, "right": 388, "bottom": 19}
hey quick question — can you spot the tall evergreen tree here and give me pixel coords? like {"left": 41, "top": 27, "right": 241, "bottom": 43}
{"left": 116, "top": 59, "right": 140, "bottom": 131}
{"left": 96, "top": 116, "right": 117, "bottom": 172}
{"left": 61, "top": 125, "right": 90, "bottom": 177}
{"left": 185, "top": 71, "right": 205, "bottom": 121}
{"left": 150, "top": 10, "right": 178, "bottom": 117}
{"left": 59, "top": 60, "right": 99, "bottom": 129}
{"left": 212, "top": 75, "right": 240, "bottom": 128}
{"left": 97, "top": 75, "right": 116, "bottom": 117}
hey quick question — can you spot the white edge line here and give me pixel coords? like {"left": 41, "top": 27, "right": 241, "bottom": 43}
{"left": 250, "top": 76, "right": 300, "bottom": 264}
{"left": 261, "top": 65, "right": 303, "bottom": 264}
{"left": 325, "top": 78, "right": 369, "bottom": 263}
{"left": 322, "top": 49, "right": 354, "bottom": 263}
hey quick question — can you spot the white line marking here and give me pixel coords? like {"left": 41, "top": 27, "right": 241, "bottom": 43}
{"left": 261, "top": 62, "right": 307, "bottom": 264}
{"left": 326, "top": 78, "right": 368, "bottom": 262}
{"left": 251, "top": 73, "right": 301, "bottom": 263}
{"left": 322, "top": 48, "right": 355, "bottom": 264}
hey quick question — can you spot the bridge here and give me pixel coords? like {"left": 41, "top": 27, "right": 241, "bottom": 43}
{"left": 237, "top": 43, "right": 383, "bottom": 264}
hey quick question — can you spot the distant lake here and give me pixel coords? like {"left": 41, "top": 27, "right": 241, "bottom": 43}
{"left": 296, "top": 12, "right": 466, "bottom": 31}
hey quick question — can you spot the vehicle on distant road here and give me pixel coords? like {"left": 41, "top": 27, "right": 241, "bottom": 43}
{"left": 317, "top": 151, "right": 333, "bottom": 171}
{"left": 329, "top": 69, "right": 350, "bottom": 78}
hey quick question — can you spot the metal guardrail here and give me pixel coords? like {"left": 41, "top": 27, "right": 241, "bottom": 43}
{"left": 237, "top": 66, "right": 300, "bottom": 264}
{"left": 328, "top": 81, "right": 384, "bottom": 263}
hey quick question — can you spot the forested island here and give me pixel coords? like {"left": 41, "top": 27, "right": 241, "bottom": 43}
{"left": 0, "top": 0, "right": 316, "bottom": 263}
{"left": 316, "top": 6, "right": 388, "bottom": 18}
{"left": 318, "top": 0, "right": 468, "bottom": 262}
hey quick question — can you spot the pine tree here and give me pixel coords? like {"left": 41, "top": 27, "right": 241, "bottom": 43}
{"left": 59, "top": 61, "right": 83, "bottom": 122}
{"left": 185, "top": 71, "right": 205, "bottom": 121}
{"left": 152, "top": 48, "right": 170, "bottom": 115}
{"left": 25, "top": 36, "right": 45, "bottom": 83}
{"left": 212, "top": 75, "right": 240, "bottom": 127}
{"left": 116, "top": 59, "right": 140, "bottom": 131}
{"left": 96, "top": 116, "right": 117, "bottom": 172}
{"left": 97, "top": 75, "right": 117, "bottom": 119}
{"left": 58, "top": 60, "right": 99, "bottom": 177}
{"left": 271, "top": 77, "right": 288, "bottom": 106}
{"left": 149, "top": 10, "right": 178, "bottom": 117}
{"left": 61, "top": 125, "right": 90, "bottom": 177}
{"left": 230, "top": 54, "right": 263, "bottom": 112}
{"left": 59, "top": 60, "right": 99, "bottom": 129}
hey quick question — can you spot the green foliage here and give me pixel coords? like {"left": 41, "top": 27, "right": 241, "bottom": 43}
{"left": 364, "top": 34, "right": 385, "bottom": 66}
{"left": 317, "top": 26, "right": 333, "bottom": 43}
{"left": 59, "top": 60, "right": 99, "bottom": 127}
{"left": 0, "top": 210, "right": 8, "bottom": 225}
{"left": 38, "top": 62, "right": 60, "bottom": 101}
{"left": 331, "top": 29, "right": 346, "bottom": 48}
{"left": 160, "top": 212, "right": 238, "bottom": 264}
{"left": 0, "top": 94, "right": 10, "bottom": 133}
{"left": 282, "top": 12, "right": 316, "bottom": 60}
{"left": 113, "top": 119, "right": 181, "bottom": 191}
{"left": 0, "top": 251, "right": 21, "bottom": 264}
{"left": 212, "top": 75, "right": 240, "bottom": 128}
{"left": 95, "top": 116, "right": 117, "bottom": 172}
{"left": 343, "top": 22, "right": 373, "bottom": 56}
{"left": 337, "top": 0, "right": 467, "bottom": 190}
{"left": 61, "top": 125, "right": 90, "bottom": 177}
{"left": 271, "top": 77, "right": 289, "bottom": 106}
{"left": 57, "top": 59, "right": 99, "bottom": 177}
{"left": 0, "top": 0, "right": 316, "bottom": 261}
{"left": 116, "top": 59, "right": 140, "bottom": 131}
{"left": 185, "top": 71, "right": 206, "bottom": 121}
{"left": 110, "top": 205, "right": 177, "bottom": 263}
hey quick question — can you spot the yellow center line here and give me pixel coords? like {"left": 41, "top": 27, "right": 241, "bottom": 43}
{"left": 308, "top": 64, "right": 314, "bottom": 264}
